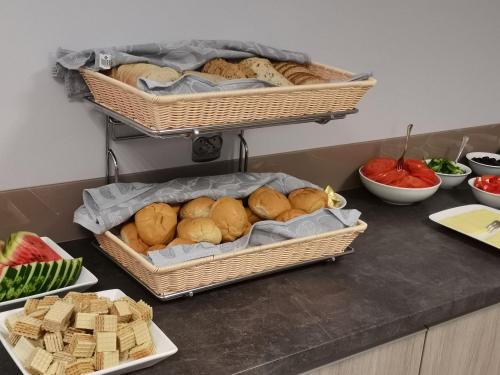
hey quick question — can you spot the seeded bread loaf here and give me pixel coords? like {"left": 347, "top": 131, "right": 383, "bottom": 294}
{"left": 273, "top": 62, "right": 329, "bottom": 85}
{"left": 239, "top": 57, "right": 292, "bottom": 87}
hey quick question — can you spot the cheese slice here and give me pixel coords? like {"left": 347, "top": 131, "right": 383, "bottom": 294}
{"left": 439, "top": 209, "right": 500, "bottom": 236}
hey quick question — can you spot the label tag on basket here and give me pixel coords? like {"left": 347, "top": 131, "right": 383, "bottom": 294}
{"left": 98, "top": 54, "right": 112, "bottom": 70}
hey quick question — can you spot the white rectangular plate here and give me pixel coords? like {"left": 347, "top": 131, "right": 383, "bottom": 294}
{"left": 429, "top": 204, "right": 500, "bottom": 249}
{"left": 0, "top": 289, "right": 178, "bottom": 375}
{"left": 0, "top": 237, "right": 98, "bottom": 311}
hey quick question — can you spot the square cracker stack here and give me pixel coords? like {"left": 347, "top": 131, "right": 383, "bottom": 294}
{"left": 68, "top": 333, "right": 96, "bottom": 358}
{"left": 13, "top": 316, "right": 43, "bottom": 339}
{"left": 65, "top": 358, "right": 95, "bottom": 375}
{"left": 129, "top": 341, "right": 155, "bottom": 360}
{"left": 89, "top": 298, "right": 110, "bottom": 314}
{"left": 131, "top": 319, "right": 151, "bottom": 345}
{"left": 24, "top": 299, "right": 40, "bottom": 315}
{"left": 110, "top": 300, "right": 132, "bottom": 323}
{"left": 27, "top": 347, "right": 53, "bottom": 375}
{"left": 37, "top": 296, "right": 60, "bottom": 309}
{"left": 96, "top": 350, "right": 119, "bottom": 370}
{"left": 74, "top": 312, "right": 97, "bottom": 330}
{"left": 44, "top": 331, "right": 64, "bottom": 353}
{"left": 14, "top": 336, "right": 37, "bottom": 365}
{"left": 53, "top": 350, "right": 76, "bottom": 364}
{"left": 117, "top": 324, "right": 136, "bottom": 352}
{"left": 45, "top": 360, "right": 66, "bottom": 375}
{"left": 96, "top": 331, "right": 117, "bottom": 352}
{"left": 43, "top": 301, "right": 74, "bottom": 332}
{"left": 95, "top": 314, "right": 118, "bottom": 332}
{"left": 63, "top": 327, "right": 86, "bottom": 344}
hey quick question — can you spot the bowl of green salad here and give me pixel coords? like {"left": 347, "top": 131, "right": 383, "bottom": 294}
{"left": 425, "top": 158, "right": 471, "bottom": 189}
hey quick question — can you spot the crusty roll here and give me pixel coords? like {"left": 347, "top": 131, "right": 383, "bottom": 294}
{"left": 288, "top": 188, "right": 328, "bottom": 213}
{"left": 248, "top": 187, "right": 291, "bottom": 220}
{"left": 135, "top": 203, "right": 177, "bottom": 246}
{"left": 167, "top": 238, "right": 196, "bottom": 248}
{"left": 245, "top": 207, "right": 260, "bottom": 224}
{"left": 177, "top": 218, "right": 222, "bottom": 245}
{"left": 210, "top": 196, "right": 249, "bottom": 242}
{"left": 275, "top": 208, "right": 307, "bottom": 222}
{"left": 120, "top": 222, "right": 149, "bottom": 254}
{"left": 179, "top": 197, "right": 215, "bottom": 220}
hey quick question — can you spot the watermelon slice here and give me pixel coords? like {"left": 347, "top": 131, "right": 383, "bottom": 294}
{"left": 1, "top": 232, "right": 61, "bottom": 266}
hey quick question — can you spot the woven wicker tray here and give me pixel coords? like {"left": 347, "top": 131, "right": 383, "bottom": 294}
{"left": 81, "top": 63, "right": 376, "bottom": 131}
{"left": 95, "top": 220, "right": 367, "bottom": 300}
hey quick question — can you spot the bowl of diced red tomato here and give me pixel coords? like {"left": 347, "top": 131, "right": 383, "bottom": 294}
{"left": 359, "top": 158, "right": 441, "bottom": 205}
{"left": 468, "top": 176, "right": 500, "bottom": 208}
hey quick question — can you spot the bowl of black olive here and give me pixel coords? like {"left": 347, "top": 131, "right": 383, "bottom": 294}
{"left": 466, "top": 152, "right": 500, "bottom": 176}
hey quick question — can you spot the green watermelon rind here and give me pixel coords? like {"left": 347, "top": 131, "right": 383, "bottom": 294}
{"left": 6, "top": 264, "right": 30, "bottom": 300}
{"left": 20, "top": 262, "right": 43, "bottom": 298}
{"left": 0, "top": 267, "right": 18, "bottom": 296}
{"left": 65, "top": 258, "right": 83, "bottom": 287}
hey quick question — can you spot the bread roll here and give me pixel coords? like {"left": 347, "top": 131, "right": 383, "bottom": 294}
{"left": 120, "top": 223, "right": 149, "bottom": 254}
{"left": 177, "top": 218, "right": 222, "bottom": 245}
{"left": 135, "top": 203, "right": 177, "bottom": 246}
{"left": 239, "top": 57, "right": 292, "bottom": 86}
{"left": 245, "top": 207, "right": 260, "bottom": 224}
{"left": 248, "top": 187, "right": 291, "bottom": 220}
{"left": 179, "top": 197, "right": 215, "bottom": 220}
{"left": 275, "top": 208, "right": 307, "bottom": 222}
{"left": 210, "top": 196, "right": 249, "bottom": 242}
{"left": 167, "top": 238, "right": 196, "bottom": 248}
{"left": 288, "top": 188, "right": 328, "bottom": 213}
{"left": 171, "top": 204, "right": 181, "bottom": 215}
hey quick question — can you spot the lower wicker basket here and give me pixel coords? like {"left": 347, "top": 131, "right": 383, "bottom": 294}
{"left": 95, "top": 220, "right": 367, "bottom": 298}
{"left": 81, "top": 63, "right": 376, "bottom": 131}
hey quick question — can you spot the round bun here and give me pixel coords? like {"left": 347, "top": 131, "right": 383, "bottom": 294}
{"left": 245, "top": 207, "right": 260, "bottom": 224}
{"left": 248, "top": 187, "right": 291, "bottom": 219}
{"left": 275, "top": 208, "right": 307, "bottom": 222}
{"left": 120, "top": 222, "right": 149, "bottom": 254}
{"left": 288, "top": 188, "right": 328, "bottom": 213}
{"left": 210, "top": 196, "right": 249, "bottom": 242}
{"left": 135, "top": 203, "right": 177, "bottom": 246}
{"left": 179, "top": 197, "right": 215, "bottom": 220}
{"left": 177, "top": 218, "right": 222, "bottom": 244}
{"left": 148, "top": 244, "right": 166, "bottom": 251}
{"left": 167, "top": 238, "right": 196, "bottom": 248}
{"left": 170, "top": 204, "right": 181, "bottom": 215}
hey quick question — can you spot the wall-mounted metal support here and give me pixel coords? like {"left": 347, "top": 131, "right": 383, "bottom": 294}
{"left": 238, "top": 131, "right": 248, "bottom": 173}
{"left": 89, "top": 98, "right": 358, "bottom": 183}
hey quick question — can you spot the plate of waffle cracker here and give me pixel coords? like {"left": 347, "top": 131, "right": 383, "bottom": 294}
{"left": 0, "top": 289, "right": 177, "bottom": 374}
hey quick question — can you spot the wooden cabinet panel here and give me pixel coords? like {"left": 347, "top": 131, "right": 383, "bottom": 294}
{"left": 303, "top": 331, "right": 426, "bottom": 375}
{"left": 420, "top": 303, "right": 500, "bottom": 375}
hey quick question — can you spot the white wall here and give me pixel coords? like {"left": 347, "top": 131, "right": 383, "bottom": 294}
{"left": 1, "top": 0, "right": 499, "bottom": 191}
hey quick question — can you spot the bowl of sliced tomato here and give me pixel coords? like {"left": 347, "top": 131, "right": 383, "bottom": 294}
{"left": 468, "top": 176, "right": 500, "bottom": 208}
{"left": 359, "top": 158, "right": 441, "bottom": 205}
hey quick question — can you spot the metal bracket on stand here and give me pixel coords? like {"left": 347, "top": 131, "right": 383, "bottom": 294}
{"left": 238, "top": 131, "right": 248, "bottom": 173}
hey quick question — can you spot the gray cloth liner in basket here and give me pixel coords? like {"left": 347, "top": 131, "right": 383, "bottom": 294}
{"left": 73, "top": 172, "right": 360, "bottom": 267}
{"left": 53, "top": 40, "right": 311, "bottom": 97}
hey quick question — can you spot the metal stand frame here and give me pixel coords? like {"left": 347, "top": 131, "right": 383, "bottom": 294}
{"left": 92, "top": 241, "right": 354, "bottom": 301}
{"left": 87, "top": 97, "right": 358, "bottom": 183}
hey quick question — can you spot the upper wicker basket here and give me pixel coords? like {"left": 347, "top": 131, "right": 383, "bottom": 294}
{"left": 80, "top": 63, "right": 376, "bottom": 131}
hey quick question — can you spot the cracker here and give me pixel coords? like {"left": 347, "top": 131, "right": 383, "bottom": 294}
{"left": 131, "top": 320, "right": 151, "bottom": 345}
{"left": 44, "top": 332, "right": 64, "bottom": 353}
{"left": 8, "top": 331, "right": 21, "bottom": 346}
{"left": 38, "top": 296, "right": 60, "bottom": 309}
{"left": 43, "top": 301, "right": 74, "bottom": 332}
{"left": 6, "top": 312, "right": 24, "bottom": 333}
{"left": 96, "top": 331, "right": 117, "bottom": 352}
{"left": 13, "top": 316, "right": 43, "bottom": 339}
{"left": 110, "top": 301, "right": 131, "bottom": 323}
{"left": 45, "top": 360, "right": 66, "bottom": 375}
{"left": 89, "top": 298, "right": 109, "bottom": 314}
{"left": 95, "top": 314, "right": 117, "bottom": 332}
{"left": 68, "top": 333, "right": 95, "bottom": 358}
{"left": 95, "top": 350, "right": 119, "bottom": 370}
{"left": 53, "top": 350, "right": 76, "bottom": 364}
{"left": 63, "top": 327, "right": 86, "bottom": 344}
{"left": 117, "top": 324, "right": 135, "bottom": 352}
{"left": 74, "top": 312, "right": 97, "bottom": 330}
{"left": 28, "top": 308, "right": 49, "bottom": 321}
{"left": 129, "top": 341, "right": 155, "bottom": 360}
{"left": 14, "top": 336, "right": 37, "bottom": 365}
{"left": 24, "top": 299, "right": 40, "bottom": 315}
{"left": 27, "top": 347, "right": 53, "bottom": 375}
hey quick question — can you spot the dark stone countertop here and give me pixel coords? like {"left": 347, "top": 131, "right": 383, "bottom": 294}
{"left": 3, "top": 185, "right": 500, "bottom": 374}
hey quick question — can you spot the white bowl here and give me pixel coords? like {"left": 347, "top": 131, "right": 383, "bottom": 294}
{"left": 466, "top": 152, "right": 500, "bottom": 176}
{"left": 359, "top": 167, "right": 441, "bottom": 205}
{"left": 424, "top": 160, "right": 472, "bottom": 189}
{"left": 468, "top": 177, "right": 500, "bottom": 208}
